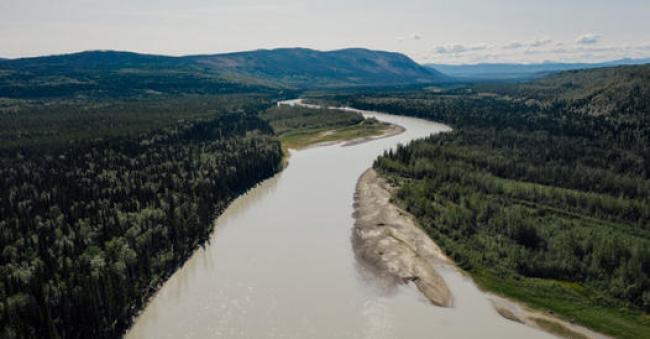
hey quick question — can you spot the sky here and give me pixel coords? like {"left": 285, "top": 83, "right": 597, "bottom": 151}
{"left": 1, "top": 0, "right": 649, "bottom": 64}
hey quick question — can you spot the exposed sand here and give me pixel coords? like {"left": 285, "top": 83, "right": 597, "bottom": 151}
{"left": 278, "top": 98, "right": 406, "bottom": 151}
{"left": 353, "top": 168, "right": 612, "bottom": 339}
{"left": 296, "top": 123, "right": 406, "bottom": 150}
{"left": 352, "top": 168, "right": 453, "bottom": 307}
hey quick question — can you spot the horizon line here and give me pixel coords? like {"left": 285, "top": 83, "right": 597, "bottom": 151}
{"left": 1, "top": 47, "right": 649, "bottom": 66}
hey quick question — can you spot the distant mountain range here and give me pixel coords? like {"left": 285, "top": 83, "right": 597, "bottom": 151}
{"left": 426, "top": 58, "right": 650, "bottom": 81}
{"left": 0, "top": 48, "right": 449, "bottom": 94}
{"left": 189, "top": 48, "right": 449, "bottom": 87}
{"left": 4, "top": 48, "right": 647, "bottom": 98}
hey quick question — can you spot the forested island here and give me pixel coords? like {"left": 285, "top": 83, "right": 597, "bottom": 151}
{"left": 309, "top": 65, "right": 650, "bottom": 338}
{"left": 261, "top": 104, "right": 394, "bottom": 149}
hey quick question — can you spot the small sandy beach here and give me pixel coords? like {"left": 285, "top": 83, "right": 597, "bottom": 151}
{"left": 352, "top": 168, "right": 453, "bottom": 307}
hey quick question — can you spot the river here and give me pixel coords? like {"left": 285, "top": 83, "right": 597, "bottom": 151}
{"left": 126, "top": 100, "right": 551, "bottom": 338}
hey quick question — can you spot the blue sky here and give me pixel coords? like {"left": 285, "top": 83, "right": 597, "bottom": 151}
{"left": 1, "top": 0, "right": 649, "bottom": 63}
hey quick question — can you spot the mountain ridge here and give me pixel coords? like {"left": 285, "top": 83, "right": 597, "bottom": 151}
{"left": 427, "top": 57, "right": 650, "bottom": 81}
{"left": 188, "top": 47, "right": 451, "bottom": 87}
{"left": 0, "top": 48, "right": 449, "bottom": 91}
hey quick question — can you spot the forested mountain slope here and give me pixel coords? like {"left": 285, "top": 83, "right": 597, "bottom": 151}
{"left": 0, "top": 48, "right": 448, "bottom": 98}
{"left": 189, "top": 48, "right": 449, "bottom": 87}
{"left": 309, "top": 65, "right": 650, "bottom": 338}
{"left": 325, "top": 65, "right": 650, "bottom": 157}
{"left": 0, "top": 51, "right": 277, "bottom": 99}
{"left": 476, "top": 65, "right": 650, "bottom": 119}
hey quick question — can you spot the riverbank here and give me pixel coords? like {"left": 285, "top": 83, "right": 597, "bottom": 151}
{"left": 126, "top": 103, "right": 460, "bottom": 339}
{"left": 354, "top": 168, "right": 611, "bottom": 339}
{"left": 353, "top": 168, "right": 452, "bottom": 307}
{"left": 486, "top": 288, "right": 610, "bottom": 339}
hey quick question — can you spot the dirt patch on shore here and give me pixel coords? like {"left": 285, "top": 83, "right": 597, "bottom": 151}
{"left": 352, "top": 168, "right": 452, "bottom": 307}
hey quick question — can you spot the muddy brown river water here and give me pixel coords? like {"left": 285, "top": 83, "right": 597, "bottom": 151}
{"left": 126, "top": 100, "right": 552, "bottom": 339}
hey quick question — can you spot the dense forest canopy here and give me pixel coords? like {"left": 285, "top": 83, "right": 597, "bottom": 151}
{"left": 316, "top": 65, "right": 650, "bottom": 172}
{"left": 261, "top": 105, "right": 364, "bottom": 134}
{"left": 309, "top": 64, "right": 650, "bottom": 338}
{"left": 0, "top": 63, "right": 404, "bottom": 337}
{"left": 375, "top": 130, "right": 650, "bottom": 337}
{"left": 0, "top": 46, "right": 413, "bottom": 335}
{"left": 0, "top": 94, "right": 279, "bottom": 152}
{"left": 0, "top": 89, "right": 288, "bottom": 338}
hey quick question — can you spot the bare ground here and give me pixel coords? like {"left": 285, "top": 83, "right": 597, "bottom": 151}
{"left": 352, "top": 168, "right": 453, "bottom": 307}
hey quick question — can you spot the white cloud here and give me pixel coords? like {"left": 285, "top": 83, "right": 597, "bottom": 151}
{"left": 529, "top": 38, "right": 552, "bottom": 47}
{"left": 397, "top": 33, "right": 422, "bottom": 44}
{"left": 433, "top": 43, "right": 488, "bottom": 54}
{"left": 637, "top": 43, "right": 650, "bottom": 51}
{"left": 428, "top": 37, "right": 650, "bottom": 64}
{"left": 576, "top": 33, "right": 601, "bottom": 45}
{"left": 505, "top": 42, "right": 524, "bottom": 49}
{"left": 504, "top": 38, "right": 552, "bottom": 49}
